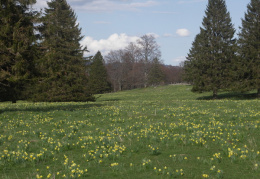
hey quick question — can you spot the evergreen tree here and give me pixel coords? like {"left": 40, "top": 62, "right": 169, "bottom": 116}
{"left": 88, "top": 51, "right": 111, "bottom": 94}
{"left": 0, "top": 0, "right": 37, "bottom": 103}
{"left": 184, "top": 0, "right": 236, "bottom": 99}
{"left": 33, "top": 0, "right": 94, "bottom": 102}
{"left": 237, "top": 0, "right": 260, "bottom": 97}
{"left": 148, "top": 58, "right": 164, "bottom": 86}
{"left": 184, "top": 31, "right": 209, "bottom": 90}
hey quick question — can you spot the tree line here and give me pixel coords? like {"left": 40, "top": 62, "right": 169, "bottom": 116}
{"left": 184, "top": 0, "right": 260, "bottom": 98}
{"left": 104, "top": 35, "right": 183, "bottom": 92}
{"left": 1, "top": 0, "right": 259, "bottom": 102}
{"left": 0, "top": 0, "right": 183, "bottom": 103}
{"left": 1, "top": 0, "right": 95, "bottom": 102}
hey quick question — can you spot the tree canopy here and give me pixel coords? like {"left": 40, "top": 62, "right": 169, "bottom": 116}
{"left": 87, "top": 51, "right": 111, "bottom": 94}
{"left": 184, "top": 0, "right": 236, "bottom": 98}
{"left": 0, "top": 0, "right": 37, "bottom": 103}
{"left": 31, "top": 0, "right": 94, "bottom": 102}
{"left": 237, "top": 0, "right": 260, "bottom": 97}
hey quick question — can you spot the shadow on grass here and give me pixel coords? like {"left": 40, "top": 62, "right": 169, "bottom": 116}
{"left": 0, "top": 103, "right": 103, "bottom": 114}
{"left": 99, "top": 98, "right": 120, "bottom": 102}
{"left": 197, "top": 91, "right": 258, "bottom": 100}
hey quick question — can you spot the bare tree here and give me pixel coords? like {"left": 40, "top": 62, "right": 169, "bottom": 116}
{"left": 105, "top": 50, "right": 124, "bottom": 91}
{"left": 137, "top": 34, "right": 161, "bottom": 62}
{"left": 137, "top": 34, "right": 161, "bottom": 87}
{"left": 105, "top": 34, "right": 162, "bottom": 91}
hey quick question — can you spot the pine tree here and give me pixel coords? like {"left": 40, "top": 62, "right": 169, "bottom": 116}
{"left": 184, "top": 31, "right": 210, "bottom": 91}
{"left": 88, "top": 51, "right": 111, "bottom": 94}
{"left": 33, "top": 0, "right": 94, "bottom": 102}
{"left": 184, "top": 0, "right": 236, "bottom": 98}
{"left": 237, "top": 0, "right": 260, "bottom": 97}
{"left": 148, "top": 58, "right": 164, "bottom": 86}
{"left": 0, "top": 0, "right": 37, "bottom": 103}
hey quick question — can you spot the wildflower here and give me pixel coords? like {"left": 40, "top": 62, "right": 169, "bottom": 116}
{"left": 111, "top": 163, "right": 119, "bottom": 167}
{"left": 202, "top": 174, "right": 209, "bottom": 178}
{"left": 36, "top": 174, "right": 43, "bottom": 179}
{"left": 47, "top": 173, "right": 51, "bottom": 178}
{"left": 210, "top": 165, "right": 215, "bottom": 170}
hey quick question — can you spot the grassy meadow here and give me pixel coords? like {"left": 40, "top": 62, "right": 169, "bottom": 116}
{"left": 0, "top": 85, "right": 260, "bottom": 178}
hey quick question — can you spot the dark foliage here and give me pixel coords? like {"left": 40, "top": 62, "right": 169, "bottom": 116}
{"left": 0, "top": 0, "right": 37, "bottom": 103}
{"left": 31, "top": 0, "right": 94, "bottom": 102}
{"left": 237, "top": 0, "right": 260, "bottom": 97}
{"left": 184, "top": 0, "right": 237, "bottom": 98}
{"left": 87, "top": 51, "right": 111, "bottom": 94}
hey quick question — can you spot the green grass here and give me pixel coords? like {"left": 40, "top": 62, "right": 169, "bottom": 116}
{"left": 0, "top": 85, "right": 259, "bottom": 178}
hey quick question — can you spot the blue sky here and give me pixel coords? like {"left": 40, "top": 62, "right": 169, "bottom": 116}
{"left": 34, "top": 0, "right": 250, "bottom": 66}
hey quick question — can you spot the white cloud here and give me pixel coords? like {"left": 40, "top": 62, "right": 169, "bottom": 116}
{"left": 32, "top": 0, "right": 47, "bottom": 10}
{"left": 75, "top": 0, "right": 158, "bottom": 12}
{"left": 171, "top": 56, "right": 187, "bottom": 65}
{"left": 34, "top": 0, "right": 158, "bottom": 12}
{"left": 178, "top": 0, "right": 206, "bottom": 4}
{"left": 176, "top": 28, "right": 190, "bottom": 37}
{"left": 146, "top": 32, "right": 160, "bottom": 38}
{"left": 81, "top": 33, "right": 140, "bottom": 56}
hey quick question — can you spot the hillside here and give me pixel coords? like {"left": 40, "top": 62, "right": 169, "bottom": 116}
{"left": 0, "top": 85, "right": 259, "bottom": 178}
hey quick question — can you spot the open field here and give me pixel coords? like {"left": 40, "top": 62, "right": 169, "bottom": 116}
{"left": 0, "top": 85, "right": 259, "bottom": 178}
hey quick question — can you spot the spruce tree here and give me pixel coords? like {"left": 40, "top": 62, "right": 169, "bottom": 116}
{"left": 148, "top": 58, "right": 164, "bottom": 86}
{"left": 34, "top": 0, "right": 94, "bottom": 102}
{"left": 184, "top": 30, "right": 210, "bottom": 91}
{"left": 88, "top": 51, "right": 111, "bottom": 94}
{"left": 237, "top": 0, "right": 260, "bottom": 97}
{"left": 184, "top": 0, "right": 236, "bottom": 98}
{"left": 0, "top": 0, "right": 37, "bottom": 103}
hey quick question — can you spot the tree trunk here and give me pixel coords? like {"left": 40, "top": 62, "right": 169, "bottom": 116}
{"left": 258, "top": 88, "right": 260, "bottom": 98}
{"left": 213, "top": 89, "right": 218, "bottom": 99}
{"left": 118, "top": 81, "right": 122, "bottom": 91}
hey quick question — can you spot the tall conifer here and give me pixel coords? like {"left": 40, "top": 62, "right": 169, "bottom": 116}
{"left": 34, "top": 0, "right": 94, "bottom": 102}
{"left": 148, "top": 58, "right": 164, "bottom": 86}
{"left": 0, "top": 0, "right": 37, "bottom": 103}
{"left": 184, "top": 0, "right": 236, "bottom": 98}
{"left": 237, "top": 0, "right": 260, "bottom": 97}
{"left": 88, "top": 51, "right": 111, "bottom": 94}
